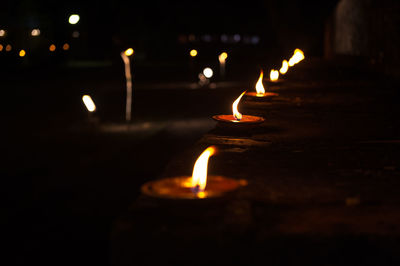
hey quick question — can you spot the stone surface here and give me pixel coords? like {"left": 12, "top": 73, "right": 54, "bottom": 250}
{"left": 110, "top": 59, "right": 400, "bottom": 265}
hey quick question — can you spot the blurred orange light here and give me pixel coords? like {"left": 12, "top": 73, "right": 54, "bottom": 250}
{"left": 0, "top": 44, "right": 3, "bottom": 51}
{"left": 62, "top": 43, "right": 70, "bottom": 50}
{"left": 49, "top": 44, "right": 56, "bottom": 52}
{"left": 6, "top": 44, "right": 12, "bottom": 51}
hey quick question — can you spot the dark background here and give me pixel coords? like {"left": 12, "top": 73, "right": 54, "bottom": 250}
{"left": 0, "top": 0, "right": 338, "bottom": 69}
{"left": 3, "top": 1, "right": 399, "bottom": 266}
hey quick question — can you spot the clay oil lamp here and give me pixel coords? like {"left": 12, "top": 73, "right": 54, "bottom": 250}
{"left": 212, "top": 91, "right": 265, "bottom": 127}
{"left": 246, "top": 70, "right": 279, "bottom": 99}
{"left": 141, "top": 146, "right": 246, "bottom": 199}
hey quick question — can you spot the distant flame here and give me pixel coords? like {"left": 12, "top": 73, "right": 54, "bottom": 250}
{"left": 82, "top": 95, "right": 96, "bottom": 112}
{"left": 232, "top": 91, "right": 246, "bottom": 121}
{"left": 191, "top": 146, "right": 216, "bottom": 192}
{"left": 218, "top": 52, "right": 228, "bottom": 62}
{"left": 279, "top": 60, "right": 289, "bottom": 74}
{"left": 255, "top": 70, "right": 265, "bottom": 95}
{"left": 289, "top": 48, "right": 304, "bottom": 66}
{"left": 270, "top": 69, "right": 279, "bottom": 82}
{"left": 124, "top": 48, "right": 134, "bottom": 56}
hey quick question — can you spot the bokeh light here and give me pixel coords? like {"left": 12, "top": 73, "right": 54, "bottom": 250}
{"left": 203, "top": 67, "right": 213, "bottom": 78}
{"left": 82, "top": 95, "right": 96, "bottom": 112}
{"left": 68, "top": 14, "right": 80, "bottom": 25}
{"left": 49, "top": 44, "right": 56, "bottom": 52}
{"left": 190, "top": 49, "right": 198, "bottom": 57}
{"left": 124, "top": 48, "right": 134, "bottom": 56}
{"left": 62, "top": 43, "right": 70, "bottom": 50}
{"left": 31, "top": 29, "right": 41, "bottom": 36}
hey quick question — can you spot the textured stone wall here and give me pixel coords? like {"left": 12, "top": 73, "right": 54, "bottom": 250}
{"left": 332, "top": 0, "right": 400, "bottom": 75}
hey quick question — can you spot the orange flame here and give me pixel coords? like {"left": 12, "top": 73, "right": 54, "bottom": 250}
{"left": 270, "top": 69, "right": 279, "bottom": 82}
{"left": 191, "top": 146, "right": 216, "bottom": 191}
{"left": 279, "top": 60, "right": 289, "bottom": 74}
{"left": 289, "top": 48, "right": 304, "bottom": 66}
{"left": 255, "top": 70, "right": 265, "bottom": 95}
{"left": 232, "top": 91, "right": 246, "bottom": 120}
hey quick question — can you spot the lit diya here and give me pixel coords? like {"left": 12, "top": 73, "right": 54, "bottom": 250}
{"left": 246, "top": 70, "right": 279, "bottom": 98}
{"left": 212, "top": 91, "right": 265, "bottom": 125}
{"left": 141, "top": 146, "right": 246, "bottom": 199}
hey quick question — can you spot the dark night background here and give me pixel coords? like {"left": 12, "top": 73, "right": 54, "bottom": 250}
{"left": 3, "top": 0, "right": 400, "bottom": 265}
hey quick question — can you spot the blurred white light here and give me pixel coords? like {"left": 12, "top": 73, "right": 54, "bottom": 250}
{"left": 82, "top": 95, "right": 96, "bottom": 112}
{"left": 31, "top": 29, "right": 40, "bottom": 36}
{"left": 203, "top": 67, "right": 213, "bottom": 78}
{"left": 0, "top": 29, "right": 5, "bottom": 37}
{"left": 69, "top": 14, "right": 80, "bottom": 25}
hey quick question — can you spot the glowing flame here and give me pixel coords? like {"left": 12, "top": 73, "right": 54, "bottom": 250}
{"left": 82, "top": 95, "right": 96, "bottom": 112}
{"left": 279, "top": 60, "right": 289, "bottom": 74}
{"left": 270, "top": 69, "right": 279, "bottom": 82}
{"left": 289, "top": 49, "right": 304, "bottom": 66}
{"left": 124, "top": 48, "right": 134, "bottom": 56}
{"left": 255, "top": 70, "right": 265, "bottom": 95}
{"left": 191, "top": 146, "right": 216, "bottom": 192}
{"left": 68, "top": 14, "right": 80, "bottom": 25}
{"left": 218, "top": 52, "right": 228, "bottom": 62}
{"left": 232, "top": 91, "right": 246, "bottom": 121}
{"left": 190, "top": 49, "right": 198, "bottom": 57}
{"left": 19, "top": 50, "right": 26, "bottom": 57}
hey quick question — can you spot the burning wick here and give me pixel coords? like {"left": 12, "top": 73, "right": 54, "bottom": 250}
{"left": 120, "top": 48, "right": 134, "bottom": 122}
{"left": 255, "top": 70, "right": 265, "bottom": 96}
{"left": 140, "top": 145, "right": 245, "bottom": 199}
{"left": 232, "top": 91, "right": 246, "bottom": 121}
{"left": 246, "top": 70, "right": 278, "bottom": 98}
{"left": 190, "top": 146, "right": 216, "bottom": 195}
